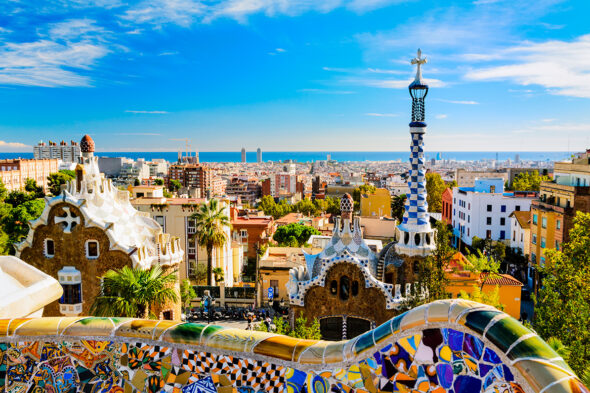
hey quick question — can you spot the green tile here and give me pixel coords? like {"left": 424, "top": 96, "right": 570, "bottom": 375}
{"left": 464, "top": 310, "right": 503, "bottom": 335}
{"left": 507, "top": 336, "right": 559, "bottom": 361}
{"left": 354, "top": 330, "right": 374, "bottom": 355}
{"left": 390, "top": 311, "right": 406, "bottom": 334}
{"left": 167, "top": 323, "right": 205, "bottom": 344}
{"left": 485, "top": 316, "right": 532, "bottom": 352}
{"left": 373, "top": 320, "right": 392, "bottom": 344}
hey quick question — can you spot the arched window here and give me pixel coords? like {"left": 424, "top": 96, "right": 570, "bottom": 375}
{"left": 340, "top": 276, "right": 350, "bottom": 301}
{"left": 404, "top": 232, "right": 410, "bottom": 245}
{"left": 425, "top": 233, "right": 431, "bottom": 245}
{"left": 330, "top": 280, "right": 338, "bottom": 295}
{"left": 415, "top": 233, "right": 421, "bottom": 246}
{"left": 352, "top": 280, "right": 359, "bottom": 297}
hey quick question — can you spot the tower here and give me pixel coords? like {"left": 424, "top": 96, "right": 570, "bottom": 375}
{"left": 257, "top": 148, "right": 262, "bottom": 163}
{"left": 395, "top": 49, "right": 436, "bottom": 257}
{"left": 241, "top": 147, "right": 246, "bottom": 163}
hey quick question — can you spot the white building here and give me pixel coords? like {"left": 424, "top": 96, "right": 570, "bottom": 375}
{"left": 509, "top": 210, "right": 531, "bottom": 257}
{"left": 452, "top": 178, "right": 536, "bottom": 246}
{"left": 34, "top": 140, "right": 81, "bottom": 163}
{"left": 256, "top": 148, "right": 262, "bottom": 163}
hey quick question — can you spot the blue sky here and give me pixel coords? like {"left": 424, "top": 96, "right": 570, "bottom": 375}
{"left": 1, "top": 0, "right": 589, "bottom": 152}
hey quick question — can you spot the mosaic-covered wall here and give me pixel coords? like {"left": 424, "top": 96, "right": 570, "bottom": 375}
{"left": 0, "top": 299, "right": 587, "bottom": 393}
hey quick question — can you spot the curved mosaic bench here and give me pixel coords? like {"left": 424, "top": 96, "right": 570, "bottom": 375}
{"left": 0, "top": 299, "right": 587, "bottom": 393}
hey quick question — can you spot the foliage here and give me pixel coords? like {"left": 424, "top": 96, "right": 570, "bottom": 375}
{"left": 168, "top": 179, "right": 182, "bottom": 192}
{"left": 163, "top": 190, "right": 173, "bottom": 198}
{"left": 471, "top": 237, "right": 506, "bottom": 263}
{"left": 258, "top": 195, "right": 340, "bottom": 219}
{"left": 134, "top": 178, "right": 141, "bottom": 186}
{"left": 24, "top": 178, "right": 44, "bottom": 199}
{"left": 91, "top": 265, "right": 178, "bottom": 319}
{"left": 212, "top": 267, "right": 224, "bottom": 283}
{"left": 533, "top": 212, "right": 590, "bottom": 376}
{"left": 546, "top": 337, "right": 571, "bottom": 363}
{"left": 417, "top": 221, "right": 455, "bottom": 302}
{"left": 192, "top": 263, "right": 208, "bottom": 285}
{"left": 47, "top": 170, "right": 75, "bottom": 196}
{"left": 512, "top": 170, "right": 550, "bottom": 192}
{"left": 180, "top": 279, "right": 196, "bottom": 309}
{"left": 191, "top": 199, "right": 230, "bottom": 286}
{"left": 0, "top": 180, "right": 6, "bottom": 203}
{"left": 2, "top": 199, "right": 45, "bottom": 249}
{"left": 425, "top": 172, "right": 446, "bottom": 213}
{"left": 391, "top": 194, "right": 406, "bottom": 222}
{"left": 464, "top": 250, "right": 501, "bottom": 275}
{"left": 273, "top": 223, "right": 320, "bottom": 247}
{"left": 154, "top": 178, "right": 164, "bottom": 186}
{"left": 5, "top": 191, "right": 35, "bottom": 206}
{"left": 459, "top": 285, "right": 504, "bottom": 311}
{"left": 352, "top": 184, "right": 376, "bottom": 203}
{"left": 255, "top": 315, "right": 321, "bottom": 339}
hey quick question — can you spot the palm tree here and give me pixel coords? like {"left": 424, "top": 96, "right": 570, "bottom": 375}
{"left": 212, "top": 267, "right": 224, "bottom": 284}
{"left": 91, "top": 265, "right": 178, "bottom": 319}
{"left": 191, "top": 199, "right": 231, "bottom": 286}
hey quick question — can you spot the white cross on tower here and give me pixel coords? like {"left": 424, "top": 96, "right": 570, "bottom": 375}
{"left": 411, "top": 48, "right": 427, "bottom": 82}
{"left": 55, "top": 207, "right": 80, "bottom": 233}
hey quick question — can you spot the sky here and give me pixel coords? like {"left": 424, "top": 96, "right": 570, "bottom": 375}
{"left": 1, "top": 0, "right": 590, "bottom": 152}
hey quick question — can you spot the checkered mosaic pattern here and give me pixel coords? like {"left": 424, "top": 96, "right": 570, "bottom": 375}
{"left": 402, "top": 130, "right": 429, "bottom": 227}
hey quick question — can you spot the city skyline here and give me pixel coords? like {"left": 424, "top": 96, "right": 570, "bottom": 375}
{"left": 1, "top": 0, "right": 590, "bottom": 152}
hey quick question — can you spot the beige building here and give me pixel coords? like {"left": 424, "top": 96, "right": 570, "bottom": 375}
{"left": 0, "top": 158, "right": 58, "bottom": 192}
{"left": 131, "top": 196, "right": 244, "bottom": 285}
{"left": 455, "top": 169, "right": 508, "bottom": 187}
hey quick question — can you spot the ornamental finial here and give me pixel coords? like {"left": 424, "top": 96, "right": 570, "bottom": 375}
{"left": 411, "top": 48, "right": 427, "bottom": 83}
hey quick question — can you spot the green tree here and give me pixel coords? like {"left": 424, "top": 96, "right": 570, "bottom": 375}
{"left": 260, "top": 315, "right": 321, "bottom": 339}
{"left": 418, "top": 221, "right": 455, "bottom": 302}
{"left": 533, "top": 212, "right": 590, "bottom": 375}
{"left": 47, "top": 170, "right": 75, "bottom": 196}
{"left": 324, "top": 196, "right": 341, "bottom": 215}
{"left": 133, "top": 178, "right": 141, "bottom": 186}
{"left": 352, "top": 184, "right": 376, "bottom": 203}
{"left": 191, "top": 199, "right": 230, "bottom": 286}
{"left": 391, "top": 194, "right": 407, "bottom": 222}
{"left": 91, "top": 265, "right": 178, "bottom": 319}
{"left": 3, "top": 199, "right": 44, "bottom": 248}
{"left": 212, "top": 267, "right": 224, "bottom": 284}
{"left": 168, "top": 179, "right": 182, "bottom": 192}
{"left": 273, "top": 223, "right": 320, "bottom": 247}
{"left": 512, "top": 170, "right": 551, "bottom": 192}
{"left": 5, "top": 191, "right": 34, "bottom": 206}
{"left": 425, "top": 172, "right": 446, "bottom": 213}
{"left": 459, "top": 284, "right": 504, "bottom": 311}
{"left": 464, "top": 250, "right": 501, "bottom": 275}
{"left": 24, "top": 178, "right": 44, "bottom": 199}
{"left": 154, "top": 178, "right": 164, "bottom": 186}
{"left": 294, "top": 198, "right": 316, "bottom": 216}
{"left": 180, "top": 279, "right": 197, "bottom": 310}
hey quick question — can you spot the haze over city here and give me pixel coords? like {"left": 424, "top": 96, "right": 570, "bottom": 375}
{"left": 1, "top": 0, "right": 590, "bottom": 152}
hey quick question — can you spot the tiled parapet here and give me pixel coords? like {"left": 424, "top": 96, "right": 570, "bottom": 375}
{"left": 0, "top": 299, "right": 587, "bottom": 393}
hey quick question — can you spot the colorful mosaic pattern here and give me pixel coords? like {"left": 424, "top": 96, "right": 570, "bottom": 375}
{"left": 0, "top": 300, "right": 586, "bottom": 393}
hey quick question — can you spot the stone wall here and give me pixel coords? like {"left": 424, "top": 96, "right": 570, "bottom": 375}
{"left": 0, "top": 299, "right": 584, "bottom": 393}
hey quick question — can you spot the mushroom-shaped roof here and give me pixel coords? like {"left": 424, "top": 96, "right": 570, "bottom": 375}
{"left": 340, "top": 193, "right": 353, "bottom": 212}
{"left": 80, "top": 134, "right": 95, "bottom": 153}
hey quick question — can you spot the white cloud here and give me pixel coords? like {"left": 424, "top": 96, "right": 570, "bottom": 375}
{"left": 435, "top": 114, "right": 448, "bottom": 119}
{"left": 465, "top": 34, "right": 590, "bottom": 98}
{"left": 0, "top": 140, "right": 31, "bottom": 152}
{"left": 438, "top": 99, "right": 479, "bottom": 105}
{"left": 46, "top": 19, "right": 106, "bottom": 41}
{"left": 125, "top": 110, "right": 169, "bottom": 114}
{"left": 122, "top": 0, "right": 205, "bottom": 27}
{"left": 268, "top": 48, "right": 286, "bottom": 55}
{"left": 365, "top": 113, "right": 398, "bottom": 117}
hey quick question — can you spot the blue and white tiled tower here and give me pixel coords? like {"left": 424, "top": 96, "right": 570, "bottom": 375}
{"left": 395, "top": 49, "right": 436, "bottom": 257}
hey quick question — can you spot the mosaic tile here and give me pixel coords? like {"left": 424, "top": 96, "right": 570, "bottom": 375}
{"left": 253, "top": 335, "right": 300, "bottom": 361}
{"left": 61, "top": 317, "right": 115, "bottom": 336}
{"left": 484, "top": 316, "right": 533, "bottom": 353}
{"left": 117, "top": 319, "right": 161, "bottom": 339}
{"left": 12, "top": 317, "right": 62, "bottom": 337}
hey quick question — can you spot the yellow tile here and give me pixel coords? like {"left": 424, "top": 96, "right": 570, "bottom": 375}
{"left": 116, "top": 319, "right": 160, "bottom": 340}
{"left": 0, "top": 319, "right": 12, "bottom": 336}
{"left": 448, "top": 299, "right": 479, "bottom": 323}
{"left": 253, "top": 335, "right": 301, "bottom": 361}
{"left": 7, "top": 319, "right": 32, "bottom": 336}
{"left": 542, "top": 377, "right": 580, "bottom": 393}
{"left": 152, "top": 320, "right": 182, "bottom": 341}
{"left": 426, "top": 301, "right": 451, "bottom": 323}
{"left": 241, "top": 330, "right": 275, "bottom": 353}
{"left": 292, "top": 339, "right": 319, "bottom": 362}
{"left": 513, "top": 359, "right": 574, "bottom": 393}
{"left": 400, "top": 304, "right": 427, "bottom": 331}
{"left": 14, "top": 318, "right": 62, "bottom": 337}
{"left": 57, "top": 317, "right": 87, "bottom": 335}
{"left": 298, "top": 341, "right": 330, "bottom": 365}
{"left": 61, "top": 317, "right": 115, "bottom": 337}
{"left": 323, "top": 341, "right": 345, "bottom": 364}
{"left": 205, "top": 328, "right": 252, "bottom": 353}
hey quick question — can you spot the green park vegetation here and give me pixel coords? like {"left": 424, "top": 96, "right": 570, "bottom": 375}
{"left": 510, "top": 170, "right": 551, "bottom": 192}
{"left": 425, "top": 172, "right": 456, "bottom": 213}
{"left": 255, "top": 315, "right": 321, "bottom": 340}
{"left": 257, "top": 195, "right": 340, "bottom": 219}
{"left": 272, "top": 223, "right": 321, "bottom": 247}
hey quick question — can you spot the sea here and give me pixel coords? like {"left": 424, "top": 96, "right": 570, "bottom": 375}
{"left": 0, "top": 151, "right": 571, "bottom": 163}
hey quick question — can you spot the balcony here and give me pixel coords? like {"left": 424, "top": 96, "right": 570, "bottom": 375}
{"left": 531, "top": 199, "right": 572, "bottom": 215}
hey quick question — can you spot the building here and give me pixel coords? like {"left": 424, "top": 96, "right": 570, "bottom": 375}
{"left": 0, "top": 158, "right": 58, "bottom": 192}
{"left": 442, "top": 187, "right": 453, "bottom": 225}
{"left": 17, "top": 135, "right": 184, "bottom": 319}
{"left": 225, "top": 177, "right": 261, "bottom": 206}
{"left": 455, "top": 168, "right": 509, "bottom": 187}
{"left": 168, "top": 163, "right": 223, "bottom": 198}
{"left": 97, "top": 157, "right": 124, "bottom": 177}
{"left": 510, "top": 210, "right": 531, "bottom": 257}
{"left": 241, "top": 147, "right": 246, "bottom": 163}
{"left": 231, "top": 208, "right": 275, "bottom": 260}
{"left": 262, "top": 173, "right": 304, "bottom": 200}
{"left": 130, "top": 184, "right": 165, "bottom": 199}
{"left": 132, "top": 197, "right": 242, "bottom": 285}
{"left": 359, "top": 188, "right": 392, "bottom": 217}
{"left": 34, "top": 140, "right": 81, "bottom": 163}
{"left": 452, "top": 178, "right": 536, "bottom": 246}
{"left": 256, "top": 148, "right": 262, "bottom": 163}
{"left": 529, "top": 151, "right": 590, "bottom": 278}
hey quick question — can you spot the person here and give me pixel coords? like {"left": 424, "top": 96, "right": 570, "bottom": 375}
{"left": 246, "top": 314, "right": 253, "bottom": 330}
{"left": 264, "top": 316, "right": 271, "bottom": 332}
{"left": 202, "top": 290, "right": 214, "bottom": 324}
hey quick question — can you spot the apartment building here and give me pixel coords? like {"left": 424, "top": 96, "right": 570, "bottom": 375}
{"left": 168, "top": 163, "right": 224, "bottom": 198}
{"left": 34, "top": 140, "right": 81, "bottom": 163}
{"left": 225, "top": 177, "right": 261, "bottom": 206}
{"left": 0, "top": 158, "right": 58, "bottom": 192}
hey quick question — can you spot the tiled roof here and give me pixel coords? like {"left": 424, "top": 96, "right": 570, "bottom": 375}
{"left": 481, "top": 272, "right": 523, "bottom": 286}
{"left": 510, "top": 210, "right": 531, "bottom": 229}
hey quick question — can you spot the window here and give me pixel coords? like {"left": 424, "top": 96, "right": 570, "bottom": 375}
{"left": 468, "top": 215, "right": 470, "bottom": 223}
{"left": 540, "top": 257, "right": 546, "bottom": 267}
{"left": 541, "top": 237, "right": 546, "bottom": 248}
{"left": 501, "top": 205, "right": 506, "bottom": 213}
{"left": 85, "top": 240, "right": 99, "bottom": 259}
{"left": 532, "top": 214, "right": 538, "bottom": 225}
{"left": 340, "top": 276, "right": 350, "bottom": 301}
{"left": 531, "top": 253, "right": 536, "bottom": 263}
{"left": 44, "top": 238, "right": 55, "bottom": 258}
{"left": 61, "top": 283, "right": 82, "bottom": 305}
{"left": 486, "top": 230, "right": 492, "bottom": 239}
{"left": 240, "top": 229, "right": 248, "bottom": 238}
{"left": 500, "top": 217, "right": 505, "bottom": 225}
{"left": 515, "top": 205, "right": 520, "bottom": 211}
{"left": 500, "top": 230, "right": 505, "bottom": 239}
{"left": 467, "top": 228, "right": 470, "bottom": 236}
{"left": 556, "top": 220, "right": 561, "bottom": 230}
{"left": 555, "top": 240, "right": 560, "bottom": 251}
{"left": 541, "top": 217, "right": 547, "bottom": 229}
{"left": 521, "top": 233, "right": 523, "bottom": 242}
{"left": 155, "top": 215, "right": 165, "bottom": 231}
{"left": 487, "top": 204, "right": 492, "bottom": 212}
{"left": 513, "top": 231, "right": 516, "bottom": 241}
{"left": 486, "top": 217, "right": 492, "bottom": 225}
{"left": 532, "top": 234, "right": 537, "bottom": 244}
